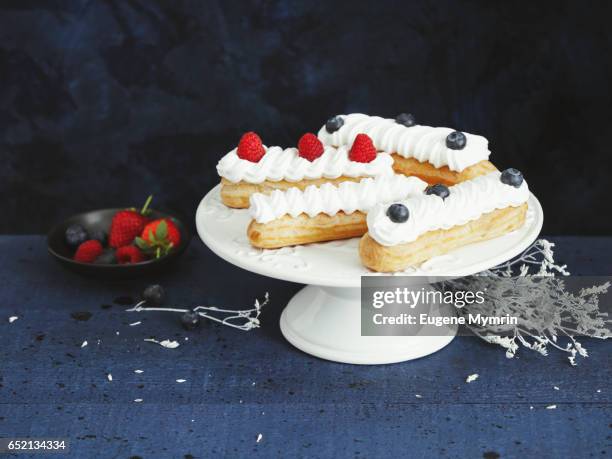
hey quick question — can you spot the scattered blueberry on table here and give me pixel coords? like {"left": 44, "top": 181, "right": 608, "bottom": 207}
{"left": 142, "top": 284, "right": 166, "bottom": 305}
{"left": 180, "top": 311, "right": 201, "bottom": 330}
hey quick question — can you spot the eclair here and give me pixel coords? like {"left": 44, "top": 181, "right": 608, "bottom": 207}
{"left": 217, "top": 132, "right": 394, "bottom": 208}
{"left": 318, "top": 113, "right": 497, "bottom": 185}
{"left": 359, "top": 169, "right": 529, "bottom": 272}
{"left": 247, "top": 174, "right": 428, "bottom": 249}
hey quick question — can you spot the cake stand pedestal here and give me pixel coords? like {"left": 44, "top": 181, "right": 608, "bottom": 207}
{"left": 195, "top": 185, "right": 543, "bottom": 365}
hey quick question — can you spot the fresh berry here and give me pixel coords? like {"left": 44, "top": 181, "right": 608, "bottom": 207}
{"left": 237, "top": 131, "right": 265, "bottom": 162}
{"left": 115, "top": 245, "right": 144, "bottom": 264}
{"left": 325, "top": 115, "right": 344, "bottom": 133}
{"left": 500, "top": 168, "right": 524, "bottom": 188}
{"left": 94, "top": 249, "right": 117, "bottom": 265}
{"left": 395, "top": 113, "right": 416, "bottom": 127}
{"left": 135, "top": 219, "right": 181, "bottom": 258}
{"left": 349, "top": 133, "right": 377, "bottom": 163}
{"left": 143, "top": 284, "right": 166, "bottom": 305}
{"left": 425, "top": 184, "right": 450, "bottom": 200}
{"left": 65, "top": 224, "right": 88, "bottom": 248}
{"left": 386, "top": 203, "right": 410, "bottom": 223}
{"left": 297, "top": 133, "right": 324, "bottom": 161}
{"left": 180, "top": 311, "right": 201, "bottom": 330}
{"left": 73, "top": 240, "right": 103, "bottom": 263}
{"left": 90, "top": 229, "right": 107, "bottom": 246}
{"left": 109, "top": 212, "right": 148, "bottom": 248}
{"left": 109, "top": 196, "right": 153, "bottom": 248}
{"left": 446, "top": 131, "right": 467, "bottom": 150}
{"left": 141, "top": 219, "right": 181, "bottom": 246}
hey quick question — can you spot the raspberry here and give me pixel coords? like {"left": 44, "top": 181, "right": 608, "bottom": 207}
{"left": 237, "top": 131, "right": 265, "bottom": 162}
{"left": 297, "top": 133, "right": 324, "bottom": 161}
{"left": 348, "top": 133, "right": 377, "bottom": 163}
{"left": 115, "top": 245, "right": 145, "bottom": 264}
{"left": 73, "top": 240, "right": 104, "bottom": 263}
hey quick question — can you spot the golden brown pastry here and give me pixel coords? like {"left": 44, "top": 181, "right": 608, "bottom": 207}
{"left": 360, "top": 169, "right": 530, "bottom": 272}
{"left": 360, "top": 205, "right": 527, "bottom": 272}
{"left": 248, "top": 212, "right": 367, "bottom": 249}
{"left": 247, "top": 175, "right": 428, "bottom": 248}
{"left": 391, "top": 155, "right": 497, "bottom": 186}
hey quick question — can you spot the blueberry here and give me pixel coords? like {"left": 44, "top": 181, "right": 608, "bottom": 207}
{"left": 386, "top": 203, "right": 410, "bottom": 223}
{"left": 90, "top": 229, "right": 107, "bottom": 246}
{"left": 65, "top": 224, "right": 88, "bottom": 248}
{"left": 395, "top": 113, "right": 416, "bottom": 127}
{"left": 500, "top": 168, "right": 524, "bottom": 188}
{"left": 425, "top": 184, "right": 450, "bottom": 200}
{"left": 143, "top": 284, "right": 166, "bottom": 305}
{"left": 446, "top": 131, "right": 467, "bottom": 150}
{"left": 325, "top": 116, "right": 344, "bottom": 133}
{"left": 94, "top": 250, "right": 117, "bottom": 265}
{"left": 180, "top": 311, "right": 201, "bottom": 330}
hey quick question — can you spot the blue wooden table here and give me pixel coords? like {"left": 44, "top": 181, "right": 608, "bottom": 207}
{"left": 0, "top": 236, "right": 609, "bottom": 458}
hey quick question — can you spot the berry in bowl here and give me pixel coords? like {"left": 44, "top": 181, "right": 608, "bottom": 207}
{"left": 47, "top": 196, "right": 190, "bottom": 277}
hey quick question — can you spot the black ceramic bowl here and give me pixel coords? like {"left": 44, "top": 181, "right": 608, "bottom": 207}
{"left": 47, "top": 208, "right": 191, "bottom": 278}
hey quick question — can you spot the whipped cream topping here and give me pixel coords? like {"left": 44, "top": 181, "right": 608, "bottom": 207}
{"left": 367, "top": 171, "right": 529, "bottom": 246}
{"left": 217, "top": 145, "right": 393, "bottom": 184}
{"left": 249, "top": 174, "right": 428, "bottom": 224}
{"left": 317, "top": 113, "right": 491, "bottom": 172}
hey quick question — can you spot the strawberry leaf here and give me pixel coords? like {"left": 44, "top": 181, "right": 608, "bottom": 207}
{"left": 134, "top": 237, "right": 149, "bottom": 250}
{"left": 155, "top": 220, "right": 167, "bottom": 240}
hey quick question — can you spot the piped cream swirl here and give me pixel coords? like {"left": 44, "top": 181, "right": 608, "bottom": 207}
{"left": 367, "top": 171, "right": 529, "bottom": 246}
{"left": 249, "top": 174, "right": 428, "bottom": 224}
{"left": 317, "top": 113, "right": 491, "bottom": 172}
{"left": 216, "top": 145, "right": 393, "bottom": 184}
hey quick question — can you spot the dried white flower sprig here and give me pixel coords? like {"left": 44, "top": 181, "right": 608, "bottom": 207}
{"left": 126, "top": 286, "right": 269, "bottom": 332}
{"left": 447, "top": 239, "right": 611, "bottom": 365}
{"left": 481, "top": 239, "right": 570, "bottom": 277}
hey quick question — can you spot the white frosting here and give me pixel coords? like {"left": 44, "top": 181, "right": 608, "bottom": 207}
{"left": 249, "top": 174, "right": 428, "bottom": 224}
{"left": 318, "top": 113, "right": 491, "bottom": 172}
{"left": 367, "top": 171, "right": 529, "bottom": 246}
{"left": 217, "top": 144, "right": 393, "bottom": 184}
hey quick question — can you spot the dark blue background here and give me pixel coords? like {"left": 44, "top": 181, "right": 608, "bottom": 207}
{"left": 1, "top": 0, "right": 611, "bottom": 234}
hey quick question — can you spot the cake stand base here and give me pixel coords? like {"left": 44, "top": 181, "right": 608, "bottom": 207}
{"left": 280, "top": 284, "right": 457, "bottom": 365}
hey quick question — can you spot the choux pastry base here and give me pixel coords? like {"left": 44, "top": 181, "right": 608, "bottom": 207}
{"left": 221, "top": 176, "right": 362, "bottom": 208}
{"left": 248, "top": 211, "right": 367, "bottom": 249}
{"left": 359, "top": 203, "right": 528, "bottom": 272}
{"left": 391, "top": 155, "right": 497, "bottom": 185}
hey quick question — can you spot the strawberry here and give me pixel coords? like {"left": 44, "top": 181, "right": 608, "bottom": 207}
{"left": 297, "top": 133, "right": 324, "bottom": 161}
{"left": 109, "top": 196, "right": 153, "bottom": 248}
{"left": 348, "top": 133, "right": 377, "bottom": 163}
{"left": 115, "top": 245, "right": 144, "bottom": 264}
{"left": 135, "top": 218, "right": 181, "bottom": 258}
{"left": 237, "top": 131, "right": 265, "bottom": 162}
{"left": 74, "top": 240, "right": 103, "bottom": 263}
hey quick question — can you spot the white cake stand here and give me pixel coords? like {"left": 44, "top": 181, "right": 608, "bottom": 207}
{"left": 195, "top": 185, "right": 543, "bottom": 365}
